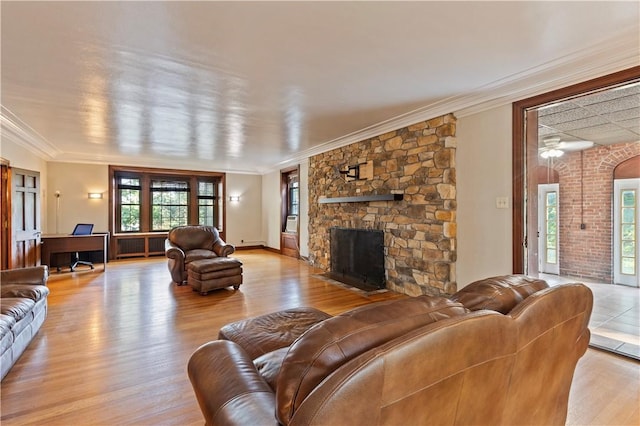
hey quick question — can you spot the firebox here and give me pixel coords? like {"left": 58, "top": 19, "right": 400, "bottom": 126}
{"left": 329, "top": 227, "right": 385, "bottom": 291}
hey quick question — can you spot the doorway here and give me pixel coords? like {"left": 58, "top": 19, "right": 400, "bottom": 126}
{"left": 512, "top": 66, "right": 640, "bottom": 274}
{"left": 8, "top": 167, "right": 42, "bottom": 268}
{"left": 514, "top": 69, "right": 640, "bottom": 281}
{"left": 280, "top": 166, "right": 300, "bottom": 259}
{"left": 513, "top": 67, "right": 640, "bottom": 358}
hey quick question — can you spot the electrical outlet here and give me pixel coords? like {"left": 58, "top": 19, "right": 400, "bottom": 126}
{"left": 496, "top": 197, "right": 509, "bottom": 209}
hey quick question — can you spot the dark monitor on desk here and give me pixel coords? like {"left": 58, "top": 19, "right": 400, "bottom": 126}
{"left": 71, "top": 223, "right": 94, "bottom": 235}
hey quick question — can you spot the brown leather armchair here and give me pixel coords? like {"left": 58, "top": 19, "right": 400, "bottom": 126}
{"left": 165, "top": 225, "right": 235, "bottom": 284}
{"left": 188, "top": 276, "right": 592, "bottom": 425}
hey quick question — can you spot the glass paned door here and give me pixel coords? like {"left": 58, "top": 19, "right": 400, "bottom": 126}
{"left": 538, "top": 184, "right": 560, "bottom": 275}
{"left": 614, "top": 178, "right": 640, "bottom": 287}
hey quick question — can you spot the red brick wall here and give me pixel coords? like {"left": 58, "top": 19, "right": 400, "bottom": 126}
{"left": 548, "top": 142, "right": 640, "bottom": 282}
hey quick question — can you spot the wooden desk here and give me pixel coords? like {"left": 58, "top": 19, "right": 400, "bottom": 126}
{"left": 41, "top": 233, "right": 109, "bottom": 271}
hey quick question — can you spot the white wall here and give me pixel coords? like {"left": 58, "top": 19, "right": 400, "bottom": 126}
{"left": 0, "top": 139, "right": 49, "bottom": 232}
{"left": 226, "top": 173, "right": 263, "bottom": 246}
{"left": 298, "top": 159, "right": 310, "bottom": 258}
{"left": 47, "top": 162, "right": 109, "bottom": 234}
{"left": 261, "top": 170, "right": 282, "bottom": 249}
{"left": 456, "top": 104, "right": 513, "bottom": 287}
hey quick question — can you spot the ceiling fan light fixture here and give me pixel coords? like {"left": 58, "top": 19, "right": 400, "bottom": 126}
{"left": 541, "top": 149, "right": 564, "bottom": 159}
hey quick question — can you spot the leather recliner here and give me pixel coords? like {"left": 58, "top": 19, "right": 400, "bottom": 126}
{"left": 188, "top": 275, "right": 592, "bottom": 425}
{"left": 164, "top": 225, "right": 235, "bottom": 284}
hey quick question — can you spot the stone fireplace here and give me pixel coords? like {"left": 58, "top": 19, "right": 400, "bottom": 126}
{"left": 308, "top": 114, "right": 457, "bottom": 296}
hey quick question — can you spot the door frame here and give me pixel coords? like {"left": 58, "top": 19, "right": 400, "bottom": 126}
{"left": 0, "top": 159, "right": 9, "bottom": 269}
{"left": 512, "top": 66, "right": 640, "bottom": 274}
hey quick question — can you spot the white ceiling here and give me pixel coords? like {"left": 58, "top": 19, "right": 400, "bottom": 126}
{"left": 1, "top": 1, "right": 639, "bottom": 174}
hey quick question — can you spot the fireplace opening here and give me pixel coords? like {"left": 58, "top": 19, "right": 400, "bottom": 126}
{"left": 328, "top": 227, "right": 385, "bottom": 291}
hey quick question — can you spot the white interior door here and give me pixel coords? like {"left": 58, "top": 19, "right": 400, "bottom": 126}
{"left": 538, "top": 184, "right": 560, "bottom": 275}
{"left": 614, "top": 178, "right": 640, "bottom": 287}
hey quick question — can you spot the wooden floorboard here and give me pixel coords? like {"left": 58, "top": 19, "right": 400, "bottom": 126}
{"left": 1, "top": 249, "right": 638, "bottom": 425}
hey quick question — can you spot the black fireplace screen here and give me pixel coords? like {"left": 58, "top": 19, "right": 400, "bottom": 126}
{"left": 329, "top": 227, "right": 385, "bottom": 290}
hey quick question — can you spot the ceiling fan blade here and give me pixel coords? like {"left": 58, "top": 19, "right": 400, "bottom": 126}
{"left": 557, "top": 140, "right": 594, "bottom": 151}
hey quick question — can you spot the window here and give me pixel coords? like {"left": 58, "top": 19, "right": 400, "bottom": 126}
{"left": 198, "top": 181, "right": 216, "bottom": 226}
{"left": 545, "top": 191, "right": 558, "bottom": 264}
{"left": 289, "top": 179, "right": 299, "bottom": 216}
{"left": 286, "top": 172, "right": 299, "bottom": 217}
{"left": 110, "top": 166, "right": 224, "bottom": 234}
{"left": 151, "top": 179, "right": 189, "bottom": 231}
{"left": 117, "top": 177, "right": 141, "bottom": 232}
{"left": 621, "top": 189, "right": 636, "bottom": 275}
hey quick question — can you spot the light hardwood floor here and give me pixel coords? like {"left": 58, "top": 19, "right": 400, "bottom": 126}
{"left": 1, "top": 250, "right": 638, "bottom": 425}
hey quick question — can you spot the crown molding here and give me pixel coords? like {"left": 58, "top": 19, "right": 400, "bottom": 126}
{"left": 267, "top": 30, "right": 640, "bottom": 174}
{"left": 1, "top": 106, "right": 61, "bottom": 159}
{"left": 46, "top": 151, "right": 265, "bottom": 175}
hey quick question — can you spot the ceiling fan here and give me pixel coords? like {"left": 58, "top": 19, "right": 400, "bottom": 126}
{"left": 539, "top": 137, "right": 594, "bottom": 158}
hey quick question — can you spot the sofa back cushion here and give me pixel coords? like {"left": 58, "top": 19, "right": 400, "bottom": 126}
{"left": 287, "top": 284, "right": 592, "bottom": 426}
{"left": 450, "top": 275, "right": 548, "bottom": 314}
{"left": 168, "top": 225, "right": 219, "bottom": 251}
{"left": 1, "top": 284, "right": 50, "bottom": 302}
{"left": 275, "top": 296, "right": 468, "bottom": 425}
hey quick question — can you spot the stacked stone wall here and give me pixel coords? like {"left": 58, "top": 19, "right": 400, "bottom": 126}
{"left": 308, "top": 114, "right": 457, "bottom": 296}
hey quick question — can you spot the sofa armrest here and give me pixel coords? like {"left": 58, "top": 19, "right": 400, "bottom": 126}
{"left": 0, "top": 265, "right": 48, "bottom": 285}
{"left": 188, "top": 340, "right": 276, "bottom": 426}
{"left": 164, "top": 239, "right": 185, "bottom": 260}
{"left": 213, "top": 238, "right": 235, "bottom": 257}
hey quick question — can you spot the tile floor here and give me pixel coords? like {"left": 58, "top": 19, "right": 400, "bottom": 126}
{"left": 542, "top": 273, "right": 640, "bottom": 360}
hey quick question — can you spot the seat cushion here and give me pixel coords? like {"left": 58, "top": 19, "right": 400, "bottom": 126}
{"left": 451, "top": 275, "right": 549, "bottom": 314}
{"left": 254, "top": 346, "right": 289, "bottom": 391}
{"left": 0, "top": 298, "right": 36, "bottom": 322}
{"left": 0, "top": 284, "right": 50, "bottom": 302}
{"left": 185, "top": 250, "right": 219, "bottom": 264}
{"left": 218, "top": 307, "right": 332, "bottom": 360}
{"left": 275, "top": 296, "right": 468, "bottom": 425}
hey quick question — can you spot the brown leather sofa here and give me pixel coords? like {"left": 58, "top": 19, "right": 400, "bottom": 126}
{"left": 1, "top": 265, "right": 50, "bottom": 380}
{"left": 188, "top": 275, "right": 592, "bottom": 425}
{"left": 165, "top": 225, "right": 236, "bottom": 285}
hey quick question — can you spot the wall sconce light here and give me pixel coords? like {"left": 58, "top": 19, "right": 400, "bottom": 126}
{"left": 229, "top": 195, "right": 240, "bottom": 202}
{"left": 339, "top": 164, "right": 361, "bottom": 180}
{"left": 88, "top": 192, "right": 103, "bottom": 199}
{"left": 336, "top": 160, "right": 374, "bottom": 182}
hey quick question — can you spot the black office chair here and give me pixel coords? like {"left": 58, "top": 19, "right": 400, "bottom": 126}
{"left": 69, "top": 223, "right": 95, "bottom": 271}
